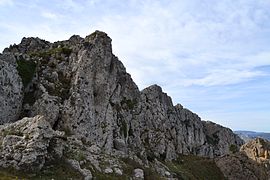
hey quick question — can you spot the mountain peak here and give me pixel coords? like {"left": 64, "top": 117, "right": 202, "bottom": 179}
{"left": 0, "top": 31, "right": 254, "bottom": 179}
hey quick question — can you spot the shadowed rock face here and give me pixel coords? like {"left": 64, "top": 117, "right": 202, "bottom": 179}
{"left": 0, "top": 31, "right": 244, "bottom": 178}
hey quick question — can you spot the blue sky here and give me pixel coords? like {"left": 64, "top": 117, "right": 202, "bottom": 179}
{"left": 1, "top": 0, "right": 270, "bottom": 132}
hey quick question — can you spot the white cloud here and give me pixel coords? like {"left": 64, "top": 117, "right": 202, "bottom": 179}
{"left": 0, "top": 0, "right": 13, "bottom": 6}
{"left": 90, "top": 0, "right": 270, "bottom": 88}
{"left": 186, "top": 69, "right": 266, "bottom": 86}
{"left": 41, "top": 11, "right": 59, "bottom": 20}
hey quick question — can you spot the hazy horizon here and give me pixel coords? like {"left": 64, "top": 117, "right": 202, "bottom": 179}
{"left": 0, "top": 0, "right": 269, "bottom": 132}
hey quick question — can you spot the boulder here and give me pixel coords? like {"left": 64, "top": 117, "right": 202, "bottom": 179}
{"left": 133, "top": 168, "right": 144, "bottom": 179}
{"left": 0, "top": 115, "right": 64, "bottom": 171}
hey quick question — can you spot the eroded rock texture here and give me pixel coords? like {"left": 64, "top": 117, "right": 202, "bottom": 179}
{"left": 0, "top": 54, "right": 23, "bottom": 124}
{"left": 0, "top": 115, "right": 64, "bottom": 171}
{"left": 0, "top": 31, "right": 246, "bottom": 179}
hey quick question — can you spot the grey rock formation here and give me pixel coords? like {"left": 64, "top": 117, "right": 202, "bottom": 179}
{"left": 130, "top": 85, "right": 207, "bottom": 161}
{"left": 0, "top": 30, "right": 246, "bottom": 178}
{"left": 203, "top": 121, "right": 244, "bottom": 156}
{"left": 0, "top": 53, "right": 23, "bottom": 124}
{"left": 0, "top": 115, "right": 64, "bottom": 171}
{"left": 31, "top": 93, "right": 60, "bottom": 126}
{"left": 1, "top": 31, "right": 243, "bottom": 159}
{"left": 3, "top": 37, "right": 50, "bottom": 54}
{"left": 133, "top": 168, "right": 144, "bottom": 179}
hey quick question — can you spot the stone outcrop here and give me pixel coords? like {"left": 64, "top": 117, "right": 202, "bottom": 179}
{"left": 0, "top": 30, "right": 246, "bottom": 178}
{"left": 0, "top": 115, "right": 64, "bottom": 171}
{"left": 130, "top": 85, "right": 207, "bottom": 160}
{"left": 203, "top": 121, "right": 244, "bottom": 156}
{"left": 0, "top": 53, "right": 23, "bottom": 124}
{"left": 215, "top": 152, "right": 269, "bottom": 180}
{"left": 241, "top": 138, "right": 270, "bottom": 162}
{"left": 216, "top": 138, "right": 270, "bottom": 180}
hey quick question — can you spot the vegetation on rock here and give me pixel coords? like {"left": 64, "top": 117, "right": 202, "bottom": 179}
{"left": 16, "top": 59, "right": 36, "bottom": 87}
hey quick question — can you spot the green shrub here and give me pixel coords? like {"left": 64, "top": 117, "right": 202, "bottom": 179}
{"left": 61, "top": 47, "right": 72, "bottom": 56}
{"left": 29, "top": 47, "right": 72, "bottom": 59}
{"left": 120, "top": 98, "right": 137, "bottom": 110}
{"left": 16, "top": 60, "right": 36, "bottom": 87}
{"left": 74, "top": 150, "right": 86, "bottom": 161}
{"left": 229, "top": 144, "right": 238, "bottom": 154}
{"left": 120, "top": 120, "right": 128, "bottom": 138}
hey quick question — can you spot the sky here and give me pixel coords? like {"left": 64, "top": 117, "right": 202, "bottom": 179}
{"left": 0, "top": 0, "right": 270, "bottom": 132}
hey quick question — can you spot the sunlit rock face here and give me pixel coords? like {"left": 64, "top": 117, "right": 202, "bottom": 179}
{"left": 0, "top": 31, "right": 244, "bottom": 178}
{"left": 0, "top": 54, "right": 23, "bottom": 124}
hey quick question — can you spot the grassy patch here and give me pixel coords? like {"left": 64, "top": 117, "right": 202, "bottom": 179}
{"left": 0, "top": 158, "right": 83, "bottom": 180}
{"left": 229, "top": 144, "right": 238, "bottom": 154}
{"left": 1, "top": 127, "right": 23, "bottom": 137}
{"left": 16, "top": 60, "right": 36, "bottom": 87}
{"left": 206, "top": 131, "right": 220, "bottom": 146}
{"left": 91, "top": 171, "right": 126, "bottom": 180}
{"left": 64, "top": 149, "right": 86, "bottom": 162}
{"left": 29, "top": 47, "right": 72, "bottom": 59}
{"left": 165, "top": 155, "right": 225, "bottom": 180}
{"left": 120, "top": 98, "right": 137, "bottom": 110}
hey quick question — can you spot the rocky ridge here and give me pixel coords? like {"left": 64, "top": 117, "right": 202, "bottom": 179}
{"left": 0, "top": 30, "right": 252, "bottom": 179}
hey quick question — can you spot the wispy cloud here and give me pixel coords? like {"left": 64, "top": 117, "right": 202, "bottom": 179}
{"left": 186, "top": 69, "right": 266, "bottom": 86}
{"left": 0, "top": 0, "right": 13, "bottom": 6}
{"left": 89, "top": 0, "right": 270, "bottom": 89}
{"left": 41, "top": 11, "right": 59, "bottom": 20}
{"left": 0, "top": 0, "right": 270, "bottom": 131}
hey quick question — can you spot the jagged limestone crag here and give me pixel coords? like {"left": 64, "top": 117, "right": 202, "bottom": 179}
{"left": 0, "top": 31, "right": 245, "bottom": 179}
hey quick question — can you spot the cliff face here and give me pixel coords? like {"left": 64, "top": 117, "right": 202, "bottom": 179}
{"left": 203, "top": 121, "right": 244, "bottom": 156}
{"left": 0, "top": 54, "right": 23, "bottom": 124}
{"left": 0, "top": 31, "right": 244, "bottom": 179}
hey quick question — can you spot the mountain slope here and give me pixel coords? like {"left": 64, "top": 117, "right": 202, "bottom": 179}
{"left": 0, "top": 31, "right": 245, "bottom": 179}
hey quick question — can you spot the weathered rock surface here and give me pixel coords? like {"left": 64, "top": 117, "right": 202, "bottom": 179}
{"left": 203, "top": 121, "right": 244, "bottom": 156}
{"left": 216, "top": 152, "right": 269, "bottom": 180}
{"left": 0, "top": 30, "right": 247, "bottom": 179}
{"left": 0, "top": 115, "right": 64, "bottom": 171}
{"left": 133, "top": 168, "right": 144, "bottom": 179}
{"left": 0, "top": 53, "right": 23, "bottom": 124}
{"left": 216, "top": 138, "right": 270, "bottom": 180}
{"left": 241, "top": 138, "right": 270, "bottom": 162}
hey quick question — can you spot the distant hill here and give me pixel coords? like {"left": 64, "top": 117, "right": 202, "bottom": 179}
{"left": 234, "top": 131, "right": 270, "bottom": 142}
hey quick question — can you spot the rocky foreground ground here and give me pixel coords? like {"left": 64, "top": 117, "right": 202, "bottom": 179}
{"left": 0, "top": 31, "right": 269, "bottom": 179}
